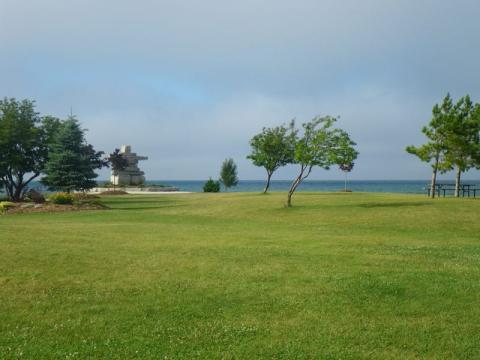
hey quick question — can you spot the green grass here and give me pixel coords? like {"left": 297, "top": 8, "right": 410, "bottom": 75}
{"left": 1, "top": 192, "right": 479, "bottom": 359}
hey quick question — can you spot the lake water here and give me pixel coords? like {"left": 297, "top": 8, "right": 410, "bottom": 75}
{"left": 25, "top": 179, "right": 480, "bottom": 194}
{"left": 144, "top": 180, "right": 480, "bottom": 194}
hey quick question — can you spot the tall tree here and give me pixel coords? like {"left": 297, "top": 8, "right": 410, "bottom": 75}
{"left": 0, "top": 98, "right": 48, "bottom": 201}
{"left": 443, "top": 95, "right": 480, "bottom": 197}
{"left": 107, "top": 148, "right": 128, "bottom": 191}
{"left": 406, "top": 94, "right": 453, "bottom": 198}
{"left": 220, "top": 158, "right": 239, "bottom": 191}
{"left": 42, "top": 117, "right": 105, "bottom": 192}
{"left": 286, "top": 116, "right": 357, "bottom": 207}
{"left": 247, "top": 121, "right": 297, "bottom": 193}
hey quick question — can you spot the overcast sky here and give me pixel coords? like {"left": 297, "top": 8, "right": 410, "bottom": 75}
{"left": 1, "top": 0, "right": 480, "bottom": 180}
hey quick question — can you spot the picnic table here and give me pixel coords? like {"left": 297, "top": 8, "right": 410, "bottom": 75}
{"left": 426, "top": 183, "right": 479, "bottom": 198}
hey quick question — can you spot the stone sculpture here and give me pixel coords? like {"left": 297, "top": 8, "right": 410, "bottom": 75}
{"left": 110, "top": 145, "right": 148, "bottom": 186}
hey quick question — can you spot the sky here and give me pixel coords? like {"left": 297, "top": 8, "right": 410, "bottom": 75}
{"left": 1, "top": 0, "right": 480, "bottom": 180}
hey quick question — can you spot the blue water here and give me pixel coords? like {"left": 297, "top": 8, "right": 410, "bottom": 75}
{"left": 143, "top": 180, "right": 479, "bottom": 194}
{"left": 23, "top": 179, "right": 480, "bottom": 194}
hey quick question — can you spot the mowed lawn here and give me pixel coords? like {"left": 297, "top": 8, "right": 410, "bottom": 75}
{"left": 1, "top": 192, "right": 479, "bottom": 359}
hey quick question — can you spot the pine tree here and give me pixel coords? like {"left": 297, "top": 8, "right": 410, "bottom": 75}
{"left": 42, "top": 117, "right": 105, "bottom": 192}
{"left": 220, "top": 158, "right": 239, "bottom": 191}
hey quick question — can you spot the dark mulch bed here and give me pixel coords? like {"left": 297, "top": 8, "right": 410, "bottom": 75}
{"left": 99, "top": 190, "right": 129, "bottom": 195}
{"left": 2, "top": 202, "right": 105, "bottom": 215}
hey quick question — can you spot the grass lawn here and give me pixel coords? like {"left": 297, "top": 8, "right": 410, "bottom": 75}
{"left": 1, "top": 192, "right": 479, "bottom": 359}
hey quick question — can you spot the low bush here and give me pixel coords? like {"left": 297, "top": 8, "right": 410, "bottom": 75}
{"left": 25, "top": 189, "right": 46, "bottom": 203}
{"left": 49, "top": 192, "right": 75, "bottom": 205}
{"left": 0, "top": 201, "right": 16, "bottom": 213}
{"left": 203, "top": 178, "right": 221, "bottom": 193}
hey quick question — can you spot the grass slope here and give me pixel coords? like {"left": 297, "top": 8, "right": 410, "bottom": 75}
{"left": 1, "top": 192, "right": 479, "bottom": 359}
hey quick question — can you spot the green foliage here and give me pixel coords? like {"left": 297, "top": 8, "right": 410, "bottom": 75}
{"left": 107, "top": 148, "right": 128, "bottom": 190}
{"left": 247, "top": 121, "right": 297, "bottom": 192}
{"left": 287, "top": 116, "right": 358, "bottom": 206}
{"left": 0, "top": 201, "right": 15, "bottom": 212}
{"left": 220, "top": 158, "right": 239, "bottom": 191}
{"left": 42, "top": 117, "right": 106, "bottom": 192}
{"left": 108, "top": 149, "right": 128, "bottom": 175}
{"left": 48, "top": 192, "right": 75, "bottom": 205}
{"left": 407, "top": 94, "right": 480, "bottom": 197}
{"left": 203, "top": 178, "right": 221, "bottom": 192}
{"left": 0, "top": 98, "right": 48, "bottom": 201}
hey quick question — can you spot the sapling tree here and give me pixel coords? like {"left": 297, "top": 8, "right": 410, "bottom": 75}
{"left": 108, "top": 148, "right": 128, "bottom": 191}
{"left": 286, "top": 116, "right": 357, "bottom": 207}
{"left": 220, "top": 158, "right": 239, "bottom": 191}
{"left": 339, "top": 162, "right": 354, "bottom": 192}
{"left": 247, "top": 121, "right": 297, "bottom": 193}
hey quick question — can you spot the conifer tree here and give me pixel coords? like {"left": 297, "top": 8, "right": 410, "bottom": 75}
{"left": 42, "top": 117, "right": 105, "bottom": 192}
{"left": 220, "top": 158, "right": 239, "bottom": 191}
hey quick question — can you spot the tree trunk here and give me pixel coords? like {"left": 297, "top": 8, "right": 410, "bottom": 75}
{"left": 454, "top": 167, "right": 461, "bottom": 198}
{"left": 286, "top": 165, "right": 311, "bottom": 207}
{"left": 286, "top": 176, "right": 301, "bottom": 207}
{"left": 430, "top": 155, "right": 438, "bottom": 199}
{"left": 263, "top": 172, "right": 272, "bottom": 194}
{"left": 344, "top": 172, "right": 347, "bottom": 192}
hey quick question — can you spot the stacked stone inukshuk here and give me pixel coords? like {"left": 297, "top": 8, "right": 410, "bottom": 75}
{"left": 111, "top": 145, "right": 148, "bottom": 186}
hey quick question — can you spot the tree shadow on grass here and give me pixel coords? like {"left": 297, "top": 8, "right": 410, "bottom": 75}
{"left": 357, "top": 202, "right": 432, "bottom": 209}
{"left": 107, "top": 204, "right": 186, "bottom": 211}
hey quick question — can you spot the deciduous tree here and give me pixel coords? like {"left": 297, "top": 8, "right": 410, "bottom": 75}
{"left": 247, "top": 121, "right": 296, "bottom": 193}
{"left": 107, "top": 148, "right": 128, "bottom": 191}
{"left": 0, "top": 98, "right": 48, "bottom": 201}
{"left": 286, "top": 116, "right": 357, "bottom": 207}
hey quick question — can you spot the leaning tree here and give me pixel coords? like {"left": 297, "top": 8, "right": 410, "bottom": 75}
{"left": 247, "top": 121, "right": 297, "bottom": 193}
{"left": 286, "top": 116, "right": 357, "bottom": 207}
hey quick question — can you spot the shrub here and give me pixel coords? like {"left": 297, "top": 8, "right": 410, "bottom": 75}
{"left": 25, "top": 189, "right": 46, "bottom": 204}
{"left": 0, "top": 201, "right": 16, "bottom": 213}
{"left": 203, "top": 178, "right": 220, "bottom": 193}
{"left": 49, "top": 192, "right": 75, "bottom": 205}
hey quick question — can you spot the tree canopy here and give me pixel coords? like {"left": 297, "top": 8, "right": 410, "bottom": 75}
{"left": 247, "top": 121, "right": 296, "bottom": 193}
{"left": 42, "top": 117, "right": 105, "bottom": 192}
{"left": 0, "top": 98, "right": 48, "bottom": 201}
{"left": 220, "top": 158, "right": 239, "bottom": 191}
{"left": 287, "top": 116, "right": 357, "bottom": 207}
{"left": 407, "top": 94, "right": 480, "bottom": 197}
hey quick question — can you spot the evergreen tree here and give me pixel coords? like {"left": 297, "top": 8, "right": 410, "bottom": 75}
{"left": 220, "top": 158, "right": 239, "bottom": 191}
{"left": 443, "top": 95, "right": 480, "bottom": 197}
{"left": 42, "top": 117, "right": 105, "bottom": 192}
{"left": 203, "top": 178, "right": 221, "bottom": 192}
{"left": 406, "top": 94, "right": 453, "bottom": 198}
